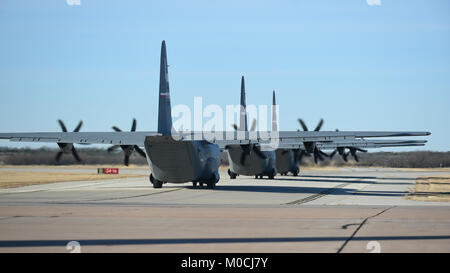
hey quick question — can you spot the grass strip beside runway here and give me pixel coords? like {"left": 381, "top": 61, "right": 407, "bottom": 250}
{"left": 407, "top": 175, "right": 450, "bottom": 202}
{"left": 0, "top": 171, "right": 147, "bottom": 189}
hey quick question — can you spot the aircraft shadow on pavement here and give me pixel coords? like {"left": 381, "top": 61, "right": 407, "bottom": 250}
{"left": 1, "top": 235, "right": 450, "bottom": 248}
{"left": 299, "top": 175, "right": 417, "bottom": 182}
{"left": 210, "top": 184, "right": 407, "bottom": 197}
{"left": 273, "top": 176, "right": 413, "bottom": 185}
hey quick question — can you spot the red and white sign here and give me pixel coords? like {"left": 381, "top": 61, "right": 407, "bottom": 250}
{"left": 98, "top": 168, "right": 119, "bottom": 174}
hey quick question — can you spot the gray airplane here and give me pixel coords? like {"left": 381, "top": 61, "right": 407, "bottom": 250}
{"left": 144, "top": 41, "right": 221, "bottom": 188}
{"left": 108, "top": 118, "right": 147, "bottom": 166}
{"left": 55, "top": 119, "right": 83, "bottom": 163}
{"left": 272, "top": 91, "right": 301, "bottom": 176}
{"left": 0, "top": 40, "right": 432, "bottom": 189}
{"left": 226, "top": 77, "right": 277, "bottom": 179}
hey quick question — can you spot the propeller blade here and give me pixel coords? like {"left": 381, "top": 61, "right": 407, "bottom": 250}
{"left": 314, "top": 119, "right": 324, "bottom": 131}
{"left": 319, "top": 149, "right": 329, "bottom": 158}
{"left": 343, "top": 152, "right": 349, "bottom": 162}
{"left": 134, "top": 145, "right": 146, "bottom": 158}
{"left": 73, "top": 121, "right": 83, "bottom": 132}
{"left": 252, "top": 145, "right": 267, "bottom": 159}
{"left": 356, "top": 148, "right": 368, "bottom": 153}
{"left": 124, "top": 155, "right": 130, "bottom": 166}
{"left": 131, "top": 118, "right": 137, "bottom": 132}
{"left": 329, "top": 149, "right": 337, "bottom": 159}
{"left": 232, "top": 124, "right": 239, "bottom": 131}
{"left": 353, "top": 153, "right": 359, "bottom": 162}
{"left": 317, "top": 152, "right": 324, "bottom": 161}
{"left": 71, "top": 146, "right": 82, "bottom": 162}
{"left": 55, "top": 151, "right": 63, "bottom": 162}
{"left": 107, "top": 145, "right": 120, "bottom": 153}
{"left": 112, "top": 126, "right": 122, "bottom": 132}
{"left": 314, "top": 147, "right": 325, "bottom": 163}
{"left": 58, "top": 119, "right": 68, "bottom": 132}
{"left": 250, "top": 118, "right": 257, "bottom": 132}
{"left": 297, "top": 119, "right": 308, "bottom": 131}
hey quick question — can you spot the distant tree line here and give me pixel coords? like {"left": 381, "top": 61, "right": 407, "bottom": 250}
{"left": 0, "top": 147, "right": 449, "bottom": 168}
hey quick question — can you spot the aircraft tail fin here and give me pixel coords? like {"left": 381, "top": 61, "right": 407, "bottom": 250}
{"left": 239, "top": 76, "right": 248, "bottom": 132}
{"left": 157, "top": 40, "right": 173, "bottom": 136}
{"left": 272, "top": 90, "right": 278, "bottom": 132}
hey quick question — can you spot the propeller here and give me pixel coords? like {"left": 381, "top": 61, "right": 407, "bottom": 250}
{"left": 349, "top": 147, "right": 368, "bottom": 162}
{"left": 330, "top": 147, "right": 367, "bottom": 162}
{"left": 109, "top": 118, "right": 146, "bottom": 166}
{"left": 329, "top": 147, "right": 348, "bottom": 162}
{"left": 297, "top": 118, "right": 328, "bottom": 164}
{"left": 231, "top": 118, "right": 267, "bottom": 165}
{"left": 55, "top": 120, "right": 83, "bottom": 163}
{"left": 294, "top": 149, "right": 312, "bottom": 164}
{"left": 329, "top": 129, "right": 367, "bottom": 162}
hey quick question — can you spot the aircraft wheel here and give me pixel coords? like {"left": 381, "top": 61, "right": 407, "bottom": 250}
{"left": 192, "top": 182, "right": 198, "bottom": 187}
{"left": 268, "top": 169, "right": 276, "bottom": 180}
{"left": 150, "top": 174, "right": 163, "bottom": 188}
{"left": 206, "top": 174, "right": 217, "bottom": 189}
{"left": 292, "top": 169, "right": 299, "bottom": 176}
{"left": 228, "top": 169, "right": 237, "bottom": 179}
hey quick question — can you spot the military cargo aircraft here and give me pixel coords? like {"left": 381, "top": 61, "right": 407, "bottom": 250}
{"left": 0, "top": 40, "right": 431, "bottom": 188}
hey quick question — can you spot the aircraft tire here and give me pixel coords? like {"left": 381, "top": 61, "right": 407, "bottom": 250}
{"left": 150, "top": 174, "right": 163, "bottom": 188}
{"left": 228, "top": 169, "right": 237, "bottom": 179}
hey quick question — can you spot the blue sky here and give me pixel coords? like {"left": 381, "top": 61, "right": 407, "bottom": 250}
{"left": 0, "top": 0, "right": 449, "bottom": 151}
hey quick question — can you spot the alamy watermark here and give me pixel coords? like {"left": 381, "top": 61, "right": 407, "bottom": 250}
{"left": 66, "top": 241, "right": 81, "bottom": 253}
{"left": 169, "top": 97, "right": 280, "bottom": 149}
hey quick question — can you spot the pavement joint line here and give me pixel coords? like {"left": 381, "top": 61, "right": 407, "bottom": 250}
{"left": 336, "top": 206, "right": 396, "bottom": 253}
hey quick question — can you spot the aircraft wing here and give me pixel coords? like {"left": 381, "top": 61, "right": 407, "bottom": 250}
{"left": 176, "top": 130, "right": 431, "bottom": 149}
{"left": 0, "top": 130, "right": 430, "bottom": 148}
{"left": 0, "top": 132, "right": 159, "bottom": 146}
{"left": 272, "top": 139, "right": 428, "bottom": 150}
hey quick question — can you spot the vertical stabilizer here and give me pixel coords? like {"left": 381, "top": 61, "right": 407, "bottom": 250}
{"left": 239, "top": 76, "right": 248, "bottom": 132}
{"left": 158, "top": 40, "right": 173, "bottom": 136}
{"left": 272, "top": 90, "right": 278, "bottom": 132}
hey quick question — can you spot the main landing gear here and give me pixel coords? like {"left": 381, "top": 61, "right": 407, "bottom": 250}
{"left": 228, "top": 169, "right": 237, "bottom": 179}
{"left": 192, "top": 173, "right": 218, "bottom": 189}
{"left": 149, "top": 174, "right": 163, "bottom": 188}
{"left": 254, "top": 169, "right": 276, "bottom": 180}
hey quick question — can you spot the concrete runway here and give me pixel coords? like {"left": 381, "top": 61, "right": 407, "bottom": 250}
{"left": 0, "top": 167, "right": 449, "bottom": 253}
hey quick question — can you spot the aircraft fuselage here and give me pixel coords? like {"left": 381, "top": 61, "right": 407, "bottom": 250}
{"left": 227, "top": 145, "right": 277, "bottom": 177}
{"left": 144, "top": 136, "right": 221, "bottom": 184}
{"left": 275, "top": 149, "right": 299, "bottom": 176}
